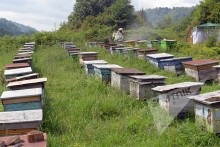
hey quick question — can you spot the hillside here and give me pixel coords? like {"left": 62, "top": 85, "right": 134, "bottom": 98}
{"left": 145, "top": 7, "right": 195, "bottom": 27}
{"left": 0, "top": 18, "right": 37, "bottom": 36}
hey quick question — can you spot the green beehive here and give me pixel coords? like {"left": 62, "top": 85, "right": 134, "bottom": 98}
{"left": 160, "top": 40, "right": 176, "bottom": 50}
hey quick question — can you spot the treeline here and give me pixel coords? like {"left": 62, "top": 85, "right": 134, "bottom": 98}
{"left": 0, "top": 18, "right": 37, "bottom": 36}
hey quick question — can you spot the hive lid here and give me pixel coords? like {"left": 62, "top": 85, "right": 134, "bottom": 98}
{"left": 152, "top": 82, "right": 204, "bottom": 92}
{"left": 6, "top": 73, "right": 39, "bottom": 82}
{"left": 188, "top": 90, "right": 220, "bottom": 105}
{"left": 83, "top": 60, "right": 108, "bottom": 65}
{"left": 18, "top": 52, "right": 34, "bottom": 55}
{"left": 129, "top": 75, "right": 166, "bottom": 80}
{"left": 13, "top": 57, "right": 32, "bottom": 62}
{"left": 6, "top": 63, "right": 30, "bottom": 69}
{"left": 1, "top": 88, "right": 42, "bottom": 99}
{"left": 7, "top": 78, "right": 47, "bottom": 88}
{"left": 93, "top": 64, "right": 122, "bottom": 69}
{"left": 111, "top": 68, "right": 145, "bottom": 75}
{"left": 146, "top": 53, "right": 174, "bottom": 59}
{"left": 4, "top": 67, "right": 32, "bottom": 76}
{"left": 213, "top": 65, "right": 220, "bottom": 68}
{"left": 80, "top": 52, "right": 97, "bottom": 55}
{"left": 182, "top": 59, "right": 219, "bottom": 66}
{"left": 160, "top": 57, "right": 192, "bottom": 62}
{"left": 0, "top": 109, "right": 42, "bottom": 124}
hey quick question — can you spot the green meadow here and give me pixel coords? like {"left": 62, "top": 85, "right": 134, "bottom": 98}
{"left": 0, "top": 43, "right": 215, "bottom": 146}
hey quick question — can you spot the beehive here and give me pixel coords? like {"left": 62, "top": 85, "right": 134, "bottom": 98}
{"left": 188, "top": 90, "right": 220, "bottom": 134}
{"left": 111, "top": 68, "right": 145, "bottom": 94}
{"left": 160, "top": 57, "right": 192, "bottom": 74}
{"left": 213, "top": 65, "right": 220, "bottom": 83}
{"left": 0, "top": 109, "right": 42, "bottom": 136}
{"left": 123, "top": 47, "right": 140, "bottom": 57}
{"left": 93, "top": 64, "right": 123, "bottom": 83}
{"left": 183, "top": 59, "right": 218, "bottom": 82}
{"left": 1, "top": 88, "right": 43, "bottom": 111}
{"left": 79, "top": 52, "right": 98, "bottom": 65}
{"left": 137, "top": 49, "right": 158, "bottom": 59}
{"left": 129, "top": 75, "right": 166, "bottom": 100}
{"left": 146, "top": 53, "right": 174, "bottom": 68}
{"left": 4, "top": 67, "right": 33, "bottom": 79}
{"left": 152, "top": 82, "right": 204, "bottom": 115}
{"left": 83, "top": 60, "right": 108, "bottom": 74}
{"left": 12, "top": 57, "right": 32, "bottom": 65}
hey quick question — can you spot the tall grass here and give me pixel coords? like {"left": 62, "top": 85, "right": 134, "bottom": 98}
{"left": 32, "top": 44, "right": 220, "bottom": 146}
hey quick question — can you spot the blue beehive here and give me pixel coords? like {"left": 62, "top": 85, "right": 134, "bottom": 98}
{"left": 146, "top": 53, "right": 174, "bottom": 68}
{"left": 160, "top": 57, "right": 192, "bottom": 74}
{"left": 0, "top": 88, "right": 43, "bottom": 111}
{"left": 93, "top": 64, "right": 123, "bottom": 83}
{"left": 83, "top": 60, "right": 108, "bottom": 74}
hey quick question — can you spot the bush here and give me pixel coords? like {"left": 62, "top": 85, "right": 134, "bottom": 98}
{"left": 205, "top": 35, "right": 217, "bottom": 48}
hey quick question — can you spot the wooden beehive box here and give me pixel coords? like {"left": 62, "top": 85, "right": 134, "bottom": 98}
{"left": 18, "top": 51, "right": 34, "bottom": 55}
{"left": 188, "top": 90, "right": 220, "bottom": 134}
{"left": 83, "top": 60, "right": 108, "bottom": 74}
{"left": 137, "top": 48, "right": 158, "bottom": 59}
{"left": 110, "top": 46, "right": 124, "bottom": 55}
{"left": 18, "top": 48, "right": 33, "bottom": 53}
{"left": 79, "top": 52, "right": 98, "bottom": 65}
{"left": 23, "top": 45, "right": 35, "bottom": 50}
{"left": 115, "top": 47, "right": 124, "bottom": 55}
{"left": 93, "top": 64, "right": 123, "bottom": 83}
{"left": 5, "top": 63, "right": 30, "bottom": 70}
{"left": 13, "top": 57, "right": 32, "bottom": 65}
{"left": 183, "top": 59, "right": 219, "bottom": 82}
{"left": 152, "top": 82, "right": 204, "bottom": 115}
{"left": 160, "top": 57, "right": 192, "bottom": 74}
{"left": 213, "top": 65, "right": 220, "bottom": 83}
{"left": 123, "top": 47, "right": 140, "bottom": 57}
{"left": 111, "top": 68, "right": 145, "bottom": 94}
{"left": 0, "top": 109, "right": 42, "bottom": 136}
{"left": 123, "top": 40, "right": 136, "bottom": 47}
{"left": 6, "top": 73, "right": 39, "bottom": 83}
{"left": 0, "top": 133, "right": 47, "bottom": 147}
{"left": 4, "top": 67, "right": 33, "bottom": 79}
{"left": 129, "top": 75, "right": 166, "bottom": 100}
{"left": 1, "top": 88, "right": 43, "bottom": 111}
{"left": 66, "top": 47, "right": 80, "bottom": 52}
{"left": 146, "top": 53, "right": 174, "bottom": 68}
{"left": 14, "top": 54, "right": 32, "bottom": 59}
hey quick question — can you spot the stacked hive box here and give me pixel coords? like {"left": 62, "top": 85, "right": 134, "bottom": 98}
{"left": 0, "top": 42, "right": 47, "bottom": 142}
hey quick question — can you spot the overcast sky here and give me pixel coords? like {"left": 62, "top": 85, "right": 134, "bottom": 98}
{"left": 0, "top": 0, "right": 200, "bottom": 31}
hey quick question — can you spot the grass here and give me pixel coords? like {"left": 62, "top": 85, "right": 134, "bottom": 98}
{"left": 29, "top": 44, "right": 220, "bottom": 146}
{"left": 0, "top": 40, "right": 220, "bottom": 146}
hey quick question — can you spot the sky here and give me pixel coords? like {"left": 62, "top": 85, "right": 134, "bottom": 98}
{"left": 0, "top": 0, "right": 201, "bottom": 31}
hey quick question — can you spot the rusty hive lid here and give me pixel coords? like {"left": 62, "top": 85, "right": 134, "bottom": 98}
{"left": 183, "top": 59, "right": 219, "bottom": 66}
{"left": 146, "top": 53, "right": 174, "bottom": 59}
{"left": 83, "top": 60, "right": 108, "bottom": 65}
{"left": 152, "top": 82, "right": 204, "bottom": 92}
{"left": 93, "top": 64, "right": 122, "bottom": 69}
{"left": 4, "top": 67, "right": 33, "bottom": 76}
{"left": 111, "top": 68, "right": 145, "bottom": 75}
{"left": 188, "top": 90, "right": 220, "bottom": 105}
{"left": 7, "top": 78, "right": 47, "bottom": 88}
{"left": 1, "top": 88, "right": 42, "bottom": 99}
{"left": 0, "top": 109, "right": 42, "bottom": 124}
{"left": 6, "top": 63, "right": 30, "bottom": 69}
